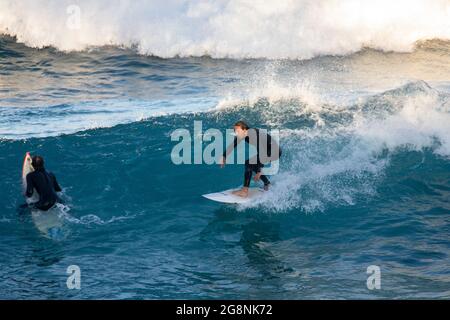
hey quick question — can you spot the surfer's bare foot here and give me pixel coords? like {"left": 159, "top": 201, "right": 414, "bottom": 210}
{"left": 264, "top": 184, "right": 270, "bottom": 191}
{"left": 232, "top": 187, "right": 249, "bottom": 197}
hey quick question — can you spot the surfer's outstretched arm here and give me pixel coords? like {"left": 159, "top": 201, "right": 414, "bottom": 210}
{"left": 220, "top": 136, "right": 239, "bottom": 167}
{"left": 268, "top": 133, "right": 281, "bottom": 161}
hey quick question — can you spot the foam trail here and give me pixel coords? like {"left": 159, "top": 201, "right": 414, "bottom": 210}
{"left": 1, "top": 0, "right": 450, "bottom": 59}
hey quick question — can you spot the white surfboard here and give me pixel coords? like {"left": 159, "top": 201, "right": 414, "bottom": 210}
{"left": 22, "top": 152, "right": 39, "bottom": 204}
{"left": 202, "top": 187, "right": 266, "bottom": 204}
{"left": 22, "top": 152, "right": 64, "bottom": 239}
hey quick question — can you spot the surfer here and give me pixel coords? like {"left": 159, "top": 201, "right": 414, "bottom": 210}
{"left": 220, "top": 121, "right": 281, "bottom": 197}
{"left": 25, "top": 156, "right": 62, "bottom": 211}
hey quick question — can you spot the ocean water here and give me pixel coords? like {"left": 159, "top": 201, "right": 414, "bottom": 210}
{"left": 1, "top": 1, "right": 450, "bottom": 299}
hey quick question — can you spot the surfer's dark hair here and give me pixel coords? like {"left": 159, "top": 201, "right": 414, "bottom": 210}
{"left": 234, "top": 121, "right": 250, "bottom": 130}
{"left": 32, "top": 156, "right": 44, "bottom": 169}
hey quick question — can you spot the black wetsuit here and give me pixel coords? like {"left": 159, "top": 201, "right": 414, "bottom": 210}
{"left": 25, "top": 169, "right": 62, "bottom": 211}
{"left": 223, "top": 128, "right": 281, "bottom": 188}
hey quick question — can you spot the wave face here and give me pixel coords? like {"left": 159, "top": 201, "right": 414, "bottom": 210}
{"left": 1, "top": 0, "right": 450, "bottom": 59}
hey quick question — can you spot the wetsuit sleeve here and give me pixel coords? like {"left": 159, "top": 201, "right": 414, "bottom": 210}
{"left": 25, "top": 173, "right": 34, "bottom": 197}
{"left": 50, "top": 173, "right": 62, "bottom": 192}
{"left": 223, "top": 136, "right": 238, "bottom": 159}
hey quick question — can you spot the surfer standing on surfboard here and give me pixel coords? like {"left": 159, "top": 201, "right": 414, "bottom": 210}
{"left": 25, "top": 155, "right": 62, "bottom": 211}
{"left": 219, "top": 121, "right": 281, "bottom": 198}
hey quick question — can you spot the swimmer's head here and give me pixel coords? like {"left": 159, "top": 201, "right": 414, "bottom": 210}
{"left": 32, "top": 155, "right": 45, "bottom": 170}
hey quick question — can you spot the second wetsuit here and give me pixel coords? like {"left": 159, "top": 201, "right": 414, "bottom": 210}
{"left": 25, "top": 169, "right": 62, "bottom": 211}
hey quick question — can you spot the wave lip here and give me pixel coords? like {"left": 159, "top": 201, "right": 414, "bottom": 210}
{"left": 1, "top": 0, "right": 450, "bottom": 59}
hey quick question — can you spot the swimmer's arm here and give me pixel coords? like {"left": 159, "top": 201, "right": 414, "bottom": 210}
{"left": 25, "top": 174, "right": 34, "bottom": 197}
{"left": 49, "top": 172, "right": 62, "bottom": 192}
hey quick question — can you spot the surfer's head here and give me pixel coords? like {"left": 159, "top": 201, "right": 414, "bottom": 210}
{"left": 31, "top": 155, "right": 45, "bottom": 170}
{"left": 234, "top": 121, "right": 250, "bottom": 139}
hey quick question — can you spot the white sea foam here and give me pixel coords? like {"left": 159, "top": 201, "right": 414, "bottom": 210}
{"left": 237, "top": 82, "right": 450, "bottom": 212}
{"left": 1, "top": 0, "right": 450, "bottom": 59}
